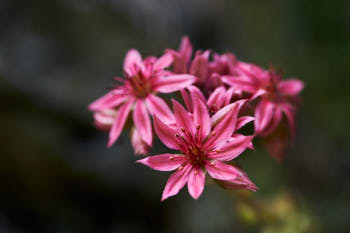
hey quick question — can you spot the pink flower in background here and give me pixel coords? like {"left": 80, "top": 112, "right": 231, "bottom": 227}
{"left": 88, "top": 49, "right": 197, "bottom": 151}
{"left": 137, "top": 95, "right": 255, "bottom": 200}
{"left": 222, "top": 64, "right": 304, "bottom": 137}
{"left": 166, "top": 36, "right": 193, "bottom": 74}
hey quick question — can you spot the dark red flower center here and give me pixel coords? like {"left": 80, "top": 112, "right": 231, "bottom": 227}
{"left": 127, "top": 71, "right": 152, "bottom": 98}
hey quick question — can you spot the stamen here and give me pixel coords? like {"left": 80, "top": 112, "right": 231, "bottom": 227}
{"left": 178, "top": 166, "right": 183, "bottom": 170}
{"left": 169, "top": 156, "right": 174, "bottom": 160}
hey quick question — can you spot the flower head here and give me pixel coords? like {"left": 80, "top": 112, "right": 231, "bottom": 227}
{"left": 222, "top": 64, "right": 304, "bottom": 137}
{"left": 137, "top": 95, "right": 255, "bottom": 200}
{"left": 88, "top": 49, "right": 196, "bottom": 150}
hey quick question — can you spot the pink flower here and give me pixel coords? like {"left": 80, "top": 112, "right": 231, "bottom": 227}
{"left": 137, "top": 95, "right": 255, "bottom": 200}
{"left": 166, "top": 36, "right": 193, "bottom": 74}
{"left": 222, "top": 64, "right": 304, "bottom": 137}
{"left": 88, "top": 49, "right": 197, "bottom": 149}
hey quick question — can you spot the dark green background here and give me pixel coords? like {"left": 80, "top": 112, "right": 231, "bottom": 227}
{"left": 1, "top": 0, "right": 349, "bottom": 232}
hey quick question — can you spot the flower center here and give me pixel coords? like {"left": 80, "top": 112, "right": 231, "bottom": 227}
{"left": 127, "top": 71, "right": 152, "bottom": 98}
{"left": 175, "top": 127, "right": 207, "bottom": 167}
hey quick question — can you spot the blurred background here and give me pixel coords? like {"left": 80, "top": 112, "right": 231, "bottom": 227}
{"left": 1, "top": 0, "right": 350, "bottom": 232}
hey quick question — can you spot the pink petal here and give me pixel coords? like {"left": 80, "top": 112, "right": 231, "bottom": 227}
{"left": 187, "top": 167, "right": 205, "bottom": 199}
{"left": 233, "top": 133, "right": 255, "bottom": 150}
{"left": 208, "top": 136, "right": 253, "bottom": 161}
{"left": 94, "top": 109, "right": 117, "bottom": 131}
{"left": 223, "top": 87, "right": 235, "bottom": 106}
{"left": 153, "top": 115, "right": 180, "bottom": 150}
{"left": 133, "top": 99, "right": 152, "bottom": 146}
{"left": 179, "top": 36, "right": 193, "bottom": 63}
{"left": 236, "top": 116, "right": 255, "bottom": 130}
{"left": 255, "top": 99, "right": 275, "bottom": 134}
{"left": 180, "top": 88, "right": 193, "bottom": 112}
{"left": 221, "top": 76, "right": 257, "bottom": 93}
{"left": 280, "top": 102, "right": 296, "bottom": 139}
{"left": 211, "top": 103, "right": 235, "bottom": 128}
{"left": 205, "top": 100, "right": 246, "bottom": 149}
{"left": 153, "top": 74, "right": 197, "bottom": 93}
{"left": 278, "top": 79, "right": 304, "bottom": 96}
{"left": 261, "top": 108, "right": 282, "bottom": 136}
{"left": 153, "top": 53, "right": 173, "bottom": 71}
{"left": 145, "top": 94, "right": 174, "bottom": 123}
{"left": 107, "top": 99, "right": 134, "bottom": 147}
{"left": 207, "top": 87, "right": 226, "bottom": 109}
{"left": 205, "top": 160, "right": 239, "bottom": 181}
{"left": 249, "top": 88, "right": 266, "bottom": 101}
{"left": 193, "top": 94, "right": 211, "bottom": 140}
{"left": 131, "top": 127, "right": 150, "bottom": 156}
{"left": 218, "top": 166, "right": 257, "bottom": 191}
{"left": 88, "top": 90, "right": 128, "bottom": 111}
{"left": 172, "top": 99, "right": 195, "bottom": 136}
{"left": 190, "top": 54, "right": 208, "bottom": 82}
{"left": 137, "top": 153, "right": 187, "bottom": 171}
{"left": 187, "top": 85, "right": 206, "bottom": 103}
{"left": 123, "top": 49, "right": 144, "bottom": 76}
{"left": 162, "top": 163, "right": 192, "bottom": 201}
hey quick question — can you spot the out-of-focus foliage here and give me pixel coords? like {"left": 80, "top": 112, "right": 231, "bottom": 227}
{"left": 0, "top": 0, "right": 349, "bottom": 233}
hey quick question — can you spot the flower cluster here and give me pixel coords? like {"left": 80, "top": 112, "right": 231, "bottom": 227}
{"left": 88, "top": 36, "right": 303, "bottom": 201}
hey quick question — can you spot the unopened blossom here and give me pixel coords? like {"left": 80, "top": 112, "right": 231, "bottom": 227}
{"left": 137, "top": 95, "right": 255, "bottom": 200}
{"left": 89, "top": 49, "right": 197, "bottom": 150}
{"left": 222, "top": 64, "right": 303, "bottom": 137}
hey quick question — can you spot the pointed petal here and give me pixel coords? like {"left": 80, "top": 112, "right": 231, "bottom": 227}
{"left": 233, "top": 133, "right": 255, "bottom": 150}
{"left": 255, "top": 99, "right": 275, "bottom": 134}
{"left": 211, "top": 103, "right": 235, "bottom": 128}
{"left": 131, "top": 127, "right": 150, "bottom": 156}
{"left": 133, "top": 100, "right": 152, "bottom": 146}
{"left": 280, "top": 102, "right": 296, "bottom": 139}
{"left": 278, "top": 79, "right": 304, "bottom": 96}
{"left": 207, "top": 87, "right": 226, "bottom": 109}
{"left": 249, "top": 88, "right": 266, "bottom": 101}
{"left": 223, "top": 87, "right": 235, "bottom": 106}
{"left": 137, "top": 153, "right": 187, "bottom": 171}
{"left": 221, "top": 76, "right": 257, "bottom": 93}
{"left": 180, "top": 88, "right": 193, "bottom": 112}
{"left": 88, "top": 90, "right": 128, "bottom": 111}
{"left": 187, "top": 167, "right": 205, "bottom": 199}
{"left": 153, "top": 74, "right": 197, "bottom": 93}
{"left": 179, "top": 36, "right": 193, "bottom": 63}
{"left": 153, "top": 115, "right": 180, "bottom": 150}
{"left": 162, "top": 163, "right": 192, "bottom": 201}
{"left": 208, "top": 136, "right": 253, "bottom": 161}
{"left": 172, "top": 99, "right": 196, "bottom": 136}
{"left": 205, "top": 161, "right": 240, "bottom": 181}
{"left": 107, "top": 99, "right": 134, "bottom": 147}
{"left": 236, "top": 116, "right": 255, "bottom": 130}
{"left": 154, "top": 53, "right": 173, "bottom": 70}
{"left": 193, "top": 94, "right": 211, "bottom": 140}
{"left": 93, "top": 109, "right": 116, "bottom": 130}
{"left": 190, "top": 54, "right": 208, "bottom": 82}
{"left": 218, "top": 166, "right": 257, "bottom": 191}
{"left": 145, "top": 94, "right": 174, "bottom": 123}
{"left": 187, "top": 85, "right": 206, "bottom": 103}
{"left": 206, "top": 100, "right": 246, "bottom": 149}
{"left": 123, "top": 49, "right": 144, "bottom": 76}
{"left": 261, "top": 108, "right": 282, "bottom": 136}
